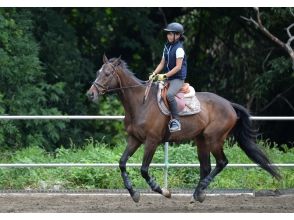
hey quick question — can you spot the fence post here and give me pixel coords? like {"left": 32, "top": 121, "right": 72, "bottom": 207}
{"left": 164, "top": 142, "right": 169, "bottom": 188}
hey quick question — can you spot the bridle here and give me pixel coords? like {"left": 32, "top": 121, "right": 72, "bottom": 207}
{"left": 92, "top": 62, "right": 149, "bottom": 95}
{"left": 92, "top": 62, "right": 118, "bottom": 95}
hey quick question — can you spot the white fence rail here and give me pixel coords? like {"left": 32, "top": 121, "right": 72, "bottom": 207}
{"left": 0, "top": 115, "right": 293, "bottom": 188}
{"left": 0, "top": 115, "right": 294, "bottom": 120}
{"left": 0, "top": 115, "right": 125, "bottom": 120}
{"left": 250, "top": 116, "right": 294, "bottom": 121}
{"left": 1, "top": 163, "right": 294, "bottom": 168}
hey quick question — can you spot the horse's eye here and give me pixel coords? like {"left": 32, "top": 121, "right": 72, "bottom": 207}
{"left": 105, "top": 71, "right": 111, "bottom": 76}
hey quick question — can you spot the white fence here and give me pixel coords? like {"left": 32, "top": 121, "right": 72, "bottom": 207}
{"left": 0, "top": 115, "right": 294, "bottom": 188}
{"left": 1, "top": 115, "right": 294, "bottom": 120}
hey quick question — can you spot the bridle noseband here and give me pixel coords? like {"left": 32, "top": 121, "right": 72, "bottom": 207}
{"left": 92, "top": 81, "right": 108, "bottom": 94}
{"left": 92, "top": 62, "right": 120, "bottom": 95}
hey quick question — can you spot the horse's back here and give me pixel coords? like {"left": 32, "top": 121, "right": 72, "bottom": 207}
{"left": 197, "top": 92, "right": 233, "bottom": 108}
{"left": 196, "top": 92, "right": 238, "bottom": 129}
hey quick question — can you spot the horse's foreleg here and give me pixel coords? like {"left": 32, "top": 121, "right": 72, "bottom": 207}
{"left": 119, "top": 136, "right": 141, "bottom": 202}
{"left": 141, "top": 140, "right": 171, "bottom": 198}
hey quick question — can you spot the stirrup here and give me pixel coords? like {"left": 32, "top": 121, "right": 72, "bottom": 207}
{"left": 168, "top": 119, "right": 181, "bottom": 132}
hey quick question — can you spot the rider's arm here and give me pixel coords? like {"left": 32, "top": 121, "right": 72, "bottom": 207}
{"left": 153, "top": 57, "right": 165, "bottom": 74}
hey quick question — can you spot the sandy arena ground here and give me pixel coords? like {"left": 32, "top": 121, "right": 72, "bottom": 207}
{"left": 0, "top": 193, "right": 293, "bottom": 213}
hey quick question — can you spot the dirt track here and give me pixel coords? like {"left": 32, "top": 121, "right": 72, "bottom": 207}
{"left": 0, "top": 193, "right": 293, "bottom": 213}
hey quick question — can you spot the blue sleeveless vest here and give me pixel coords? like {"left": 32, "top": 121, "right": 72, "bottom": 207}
{"left": 163, "top": 41, "right": 187, "bottom": 80}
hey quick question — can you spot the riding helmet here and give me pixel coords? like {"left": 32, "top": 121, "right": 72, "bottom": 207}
{"left": 163, "top": 22, "right": 184, "bottom": 34}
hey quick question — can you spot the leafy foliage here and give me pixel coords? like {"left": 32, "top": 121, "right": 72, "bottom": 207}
{"left": 0, "top": 9, "right": 65, "bottom": 149}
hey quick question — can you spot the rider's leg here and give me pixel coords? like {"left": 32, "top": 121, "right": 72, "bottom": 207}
{"left": 166, "top": 79, "right": 184, "bottom": 132}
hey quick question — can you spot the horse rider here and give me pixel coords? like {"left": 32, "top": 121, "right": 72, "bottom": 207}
{"left": 149, "top": 22, "right": 187, "bottom": 132}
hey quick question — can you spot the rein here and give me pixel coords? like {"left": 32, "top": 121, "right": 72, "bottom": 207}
{"left": 107, "top": 83, "right": 149, "bottom": 92}
{"left": 94, "top": 82, "right": 149, "bottom": 93}
{"left": 92, "top": 62, "right": 151, "bottom": 94}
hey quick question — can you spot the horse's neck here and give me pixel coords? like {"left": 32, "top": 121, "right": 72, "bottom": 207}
{"left": 117, "top": 69, "right": 147, "bottom": 118}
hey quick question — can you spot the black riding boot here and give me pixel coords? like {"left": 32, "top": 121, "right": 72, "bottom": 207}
{"left": 168, "top": 98, "right": 181, "bottom": 132}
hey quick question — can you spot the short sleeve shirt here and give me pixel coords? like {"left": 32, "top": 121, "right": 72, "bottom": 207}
{"left": 162, "top": 48, "right": 185, "bottom": 59}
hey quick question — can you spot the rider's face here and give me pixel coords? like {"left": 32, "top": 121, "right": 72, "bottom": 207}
{"left": 167, "top": 32, "right": 180, "bottom": 43}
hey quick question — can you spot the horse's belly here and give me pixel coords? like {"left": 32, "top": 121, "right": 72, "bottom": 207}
{"left": 167, "top": 130, "right": 198, "bottom": 142}
{"left": 167, "top": 115, "right": 205, "bottom": 142}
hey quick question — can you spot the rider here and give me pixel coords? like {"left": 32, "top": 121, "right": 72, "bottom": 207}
{"left": 149, "top": 22, "right": 187, "bottom": 132}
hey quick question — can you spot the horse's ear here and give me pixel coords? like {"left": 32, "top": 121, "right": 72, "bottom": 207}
{"left": 103, "top": 54, "right": 108, "bottom": 63}
{"left": 112, "top": 56, "right": 121, "bottom": 66}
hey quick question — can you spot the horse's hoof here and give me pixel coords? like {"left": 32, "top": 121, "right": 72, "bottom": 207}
{"left": 189, "top": 196, "right": 196, "bottom": 204}
{"left": 162, "top": 188, "right": 171, "bottom": 198}
{"left": 194, "top": 191, "right": 206, "bottom": 203}
{"left": 131, "top": 191, "right": 140, "bottom": 203}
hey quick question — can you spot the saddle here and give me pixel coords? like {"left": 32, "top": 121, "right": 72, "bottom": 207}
{"left": 157, "top": 82, "right": 201, "bottom": 116}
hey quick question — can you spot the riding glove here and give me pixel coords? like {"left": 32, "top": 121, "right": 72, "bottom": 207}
{"left": 149, "top": 72, "right": 157, "bottom": 80}
{"left": 157, "top": 74, "right": 167, "bottom": 81}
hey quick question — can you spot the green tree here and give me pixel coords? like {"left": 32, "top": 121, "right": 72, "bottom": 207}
{"left": 0, "top": 9, "right": 65, "bottom": 149}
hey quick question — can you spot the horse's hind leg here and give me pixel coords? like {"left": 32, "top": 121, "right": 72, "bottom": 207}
{"left": 119, "top": 135, "right": 141, "bottom": 202}
{"left": 192, "top": 137, "right": 212, "bottom": 203}
{"left": 140, "top": 139, "right": 171, "bottom": 198}
{"left": 193, "top": 135, "right": 229, "bottom": 203}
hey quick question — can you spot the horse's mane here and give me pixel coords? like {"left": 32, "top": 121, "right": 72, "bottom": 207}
{"left": 109, "top": 58, "right": 147, "bottom": 85}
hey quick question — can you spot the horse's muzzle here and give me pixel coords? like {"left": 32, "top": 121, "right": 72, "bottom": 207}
{"left": 87, "top": 84, "right": 101, "bottom": 102}
{"left": 86, "top": 90, "right": 98, "bottom": 102}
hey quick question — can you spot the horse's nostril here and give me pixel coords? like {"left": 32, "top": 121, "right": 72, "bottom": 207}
{"left": 86, "top": 92, "right": 93, "bottom": 99}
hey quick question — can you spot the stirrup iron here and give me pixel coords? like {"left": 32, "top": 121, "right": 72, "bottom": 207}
{"left": 168, "top": 119, "right": 181, "bottom": 132}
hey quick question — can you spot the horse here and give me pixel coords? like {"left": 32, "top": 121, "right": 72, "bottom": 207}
{"left": 86, "top": 55, "right": 281, "bottom": 203}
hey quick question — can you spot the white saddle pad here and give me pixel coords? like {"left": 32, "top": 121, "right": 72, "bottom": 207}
{"left": 156, "top": 82, "right": 201, "bottom": 116}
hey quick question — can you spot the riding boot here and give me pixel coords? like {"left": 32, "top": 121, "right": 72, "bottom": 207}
{"left": 168, "top": 98, "right": 181, "bottom": 132}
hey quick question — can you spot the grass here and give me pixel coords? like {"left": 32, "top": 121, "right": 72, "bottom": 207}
{"left": 0, "top": 138, "right": 293, "bottom": 190}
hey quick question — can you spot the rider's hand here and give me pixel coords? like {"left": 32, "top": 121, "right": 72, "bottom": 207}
{"left": 157, "top": 74, "right": 167, "bottom": 81}
{"left": 149, "top": 72, "right": 157, "bottom": 80}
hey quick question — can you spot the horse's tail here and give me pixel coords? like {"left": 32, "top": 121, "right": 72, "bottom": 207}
{"left": 231, "top": 103, "right": 282, "bottom": 180}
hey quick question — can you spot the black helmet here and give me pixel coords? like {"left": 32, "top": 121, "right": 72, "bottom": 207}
{"left": 164, "top": 22, "right": 184, "bottom": 34}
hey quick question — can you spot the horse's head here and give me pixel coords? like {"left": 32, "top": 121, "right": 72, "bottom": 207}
{"left": 86, "top": 55, "right": 121, "bottom": 102}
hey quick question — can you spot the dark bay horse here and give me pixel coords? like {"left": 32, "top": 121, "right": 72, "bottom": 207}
{"left": 86, "top": 56, "right": 281, "bottom": 203}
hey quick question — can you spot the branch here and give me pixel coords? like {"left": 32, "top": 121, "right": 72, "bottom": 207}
{"left": 286, "top": 24, "right": 294, "bottom": 52}
{"left": 259, "top": 85, "right": 294, "bottom": 113}
{"left": 240, "top": 16, "right": 259, "bottom": 28}
{"left": 280, "top": 95, "right": 294, "bottom": 112}
{"left": 290, "top": 8, "right": 294, "bottom": 17}
{"left": 241, "top": 8, "right": 294, "bottom": 69}
{"left": 158, "top": 7, "right": 168, "bottom": 27}
{"left": 262, "top": 48, "right": 274, "bottom": 72}
{"left": 286, "top": 23, "right": 294, "bottom": 38}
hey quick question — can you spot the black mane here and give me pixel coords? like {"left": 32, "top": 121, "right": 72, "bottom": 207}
{"left": 109, "top": 58, "right": 147, "bottom": 85}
